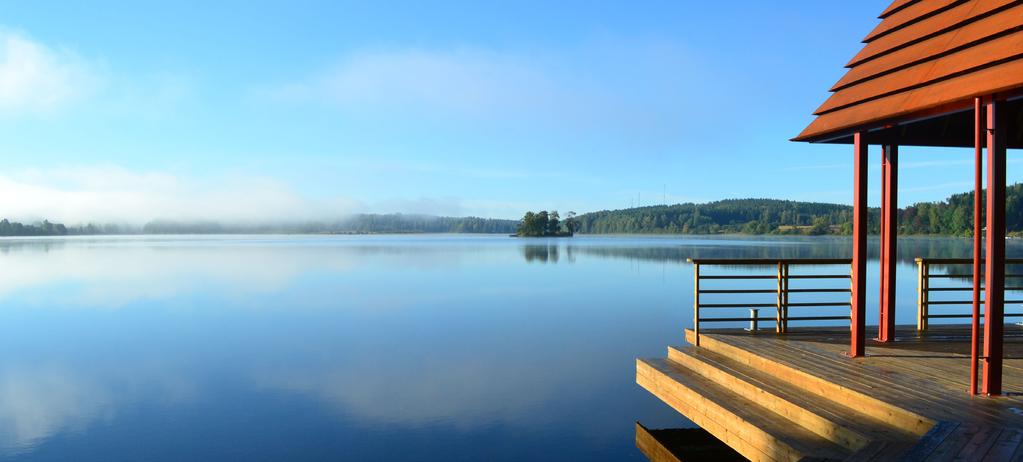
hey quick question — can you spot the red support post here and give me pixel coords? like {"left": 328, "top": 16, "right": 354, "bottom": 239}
{"left": 982, "top": 99, "right": 1006, "bottom": 396}
{"left": 879, "top": 144, "right": 898, "bottom": 343}
{"left": 971, "top": 98, "right": 983, "bottom": 396}
{"left": 851, "top": 133, "right": 868, "bottom": 358}
{"left": 879, "top": 147, "right": 887, "bottom": 340}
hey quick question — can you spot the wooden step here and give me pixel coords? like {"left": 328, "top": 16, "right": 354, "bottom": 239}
{"left": 685, "top": 329, "right": 934, "bottom": 436}
{"left": 637, "top": 357, "right": 852, "bottom": 462}
{"left": 667, "top": 345, "right": 920, "bottom": 453}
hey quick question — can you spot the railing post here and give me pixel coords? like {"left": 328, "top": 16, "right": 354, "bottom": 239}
{"left": 917, "top": 259, "right": 928, "bottom": 331}
{"left": 776, "top": 262, "right": 784, "bottom": 333}
{"left": 748, "top": 308, "right": 759, "bottom": 332}
{"left": 693, "top": 262, "right": 701, "bottom": 347}
{"left": 783, "top": 263, "right": 790, "bottom": 333}
{"left": 923, "top": 262, "right": 929, "bottom": 331}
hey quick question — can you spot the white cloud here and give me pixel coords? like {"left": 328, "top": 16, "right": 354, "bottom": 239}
{"left": 0, "top": 165, "right": 359, "bottom": 224}
{"left": 255, "top": 41, "right": 702, "bottom": 140}
{"left": 0, "top": 30, "right": 95, "bottom": 115}
{"left": 263, "top": 48, "right": 554, "bottom": 117}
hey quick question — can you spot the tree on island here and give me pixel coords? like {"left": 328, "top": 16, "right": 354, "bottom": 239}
{"left": 516, "top": 210, "right": 575, "bottom": 237}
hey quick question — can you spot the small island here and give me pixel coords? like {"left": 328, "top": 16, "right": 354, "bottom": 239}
{"left": 515, "top": 210, "right": 579, "bottom": 237}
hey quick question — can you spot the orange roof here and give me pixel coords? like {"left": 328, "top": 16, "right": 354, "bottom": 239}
{"left": 794, "top": 0, "right": 1023, "bottom": 143}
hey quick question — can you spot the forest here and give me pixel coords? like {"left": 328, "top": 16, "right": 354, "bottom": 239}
{"left": 0, "top": 214, "right": 519, "bottom": 236}
{"left": 573, "top": 183, "right": 1023, "bottom": 236}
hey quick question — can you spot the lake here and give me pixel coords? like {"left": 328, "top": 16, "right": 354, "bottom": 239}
{"left": 0, "top": 234, "right": 1019, "bottom": 461}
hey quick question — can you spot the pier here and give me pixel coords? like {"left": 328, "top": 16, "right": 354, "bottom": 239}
{"left": 639, "top": 325, "right": 1023, "bottom": 461}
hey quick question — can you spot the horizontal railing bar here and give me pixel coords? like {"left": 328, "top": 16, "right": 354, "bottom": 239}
{"left": 915, "top": 258, "right": 1023, "bottom": 264}
{"left": 698, "top": 289, "right": 777, "bottom": 294}
{"left": 689, "top": 258, "right": 851, "bottom": 265}
{"left": 786, "top": 302, "right": 852, "bottom": 307}
{"left": 923, "top": 286, "right": 1023, "bottom": 291}
{"left": 698, "top": 288, "right": 853, "bottom": 294}
{"left": 698, "top": 317, "right": 776, "bottom": 323}
{"left": 785, "top": 288, "right": 851, "bottom": 293}
{"left": 924, "top": 313, "right": 1023, "bottom": 319}
{"left": 786, "top": 315, "right": 851, "bottom": 321}
{"left": 928, "top": 300, "right": 1023, "bottom": 304}
{"left": 928, "top": 274, "right": 1023, "bottom": 278}
{"left": 698, "top": 275, "right": 776, "bottom": 280}
{"left": 698, "top": 303, "right": 778, "bottom": 308}
{"left": 788, "top": 274, "right": 851, "bottom": 279}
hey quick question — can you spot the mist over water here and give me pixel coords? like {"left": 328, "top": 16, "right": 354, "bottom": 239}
{"left": 0, "top": 234, "right": 1018, "bottom": 461}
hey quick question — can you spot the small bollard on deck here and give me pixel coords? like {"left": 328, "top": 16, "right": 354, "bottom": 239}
{"left": 745, "top": 308, "right": 759, "bottom": 332}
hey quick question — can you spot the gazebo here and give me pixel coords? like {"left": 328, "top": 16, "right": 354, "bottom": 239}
{"left": 636, "top": 2, "right": 1023, "bottom": 460}
{"left": 794, "top": 0, "right": 1023, "bottom": 396}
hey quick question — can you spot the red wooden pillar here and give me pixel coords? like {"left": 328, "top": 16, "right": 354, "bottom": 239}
{"left": 983, "top": 99, "right": 1006, "bottom": 396}
{"left": 971, "top": 98, "right": 984, "bottom": 395}
{"left": 878, "top": 144, "right": 898, "bottom": 342}
{"left": 879, "top": 147, "right": 887, "bottom": 340}
{"left": 851, "top": 133, "right": 868, "bottom": 358}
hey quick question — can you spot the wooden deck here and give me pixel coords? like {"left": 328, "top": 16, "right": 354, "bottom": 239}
{"left": 637, "top": 325, "right": 1023, "bottom": 461}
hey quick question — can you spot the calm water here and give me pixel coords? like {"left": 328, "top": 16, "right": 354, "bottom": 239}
{"left": 0, "top": 234, "right": 1019, "bottom": 461}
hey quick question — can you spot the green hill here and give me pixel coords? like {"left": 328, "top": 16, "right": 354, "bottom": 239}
{"left": 574, "top": 183, "right": 1023, "bottom": 236}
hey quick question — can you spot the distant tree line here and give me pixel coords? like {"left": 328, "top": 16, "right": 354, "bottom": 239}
{"left": 3, "top": 183, "right": 1021, "bottom": 237}
{"left": 0, "top": 219, "right": 131, "bottom": 236}
{"left": 328, "top": 214, "right": 518, "bottom": 234}
{"left": 0, "top": 214, "right": 520, "bottom": 237}
{"left": 573, "top": 183, "right": 1023, "bottom": 236}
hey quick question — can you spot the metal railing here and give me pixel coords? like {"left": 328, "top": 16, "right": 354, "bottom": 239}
{"left": 915, "top": 258, "right": 1023, "bottom": 330}
{"left": 690, "top": 258, "right": 852, "bottom": 346}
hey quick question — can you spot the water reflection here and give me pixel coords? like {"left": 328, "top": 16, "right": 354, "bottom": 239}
{"left": 523, "top": 236, "right": 1023, "bottom": 266}
{"left": 0, "top": 235, "right": 1017, "bottom": 460}
{"left": 0, "top": 366, "right": 114, "bottom": 455}
{"left": 522, "top": 244, "right": 562, "bottom": 263}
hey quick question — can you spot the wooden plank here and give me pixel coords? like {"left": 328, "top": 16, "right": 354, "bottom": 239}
{"left": 795, "top": 57, "right": 1023, "bottom": 141}
{"left": 637, "top": 363, "right": 778, "bottom": 462}
{"left": 668, "top": 346, "right": 874, "bottom": 451}
{"left": 816, "top": 30, "right": 1023, "bottom": 115}
{"left": 983, "top": 428, "right": 1023, "bottom": 461}
{"left": 881, "top": 0, "right": 921, "bottom": 19}
{"left": 637, "top": 358, "right": 851, "bottom": 461}
{"left": 900, "top": 421, "right": 960, "bottom": 460}
{"left": 863, "top": 0, "right": 964, "bottom": 43}
{"left": 742, "top": 337, "right": 1020, "bottom": 424}
{"left": 848, "top": 0, "right": 1016, "bottom": 67}
{"left": 956, "top": 426, "right": 1005, "bottom": 461}
{"left": 696, "top": 330, "right": 1023, "bottom": 426}
{"left": 925, "top": 424, "right": 983, "bottom": 460}
{"left": 836, "top": 2, "right": 1023, "bottom": 91}
{"left": 685, "top": 330, "right": 936, "bottom": 434}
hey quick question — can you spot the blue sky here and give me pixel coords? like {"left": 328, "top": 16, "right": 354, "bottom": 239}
{"left": 0, "top": 0, "right": 1013, "bottom": 223}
